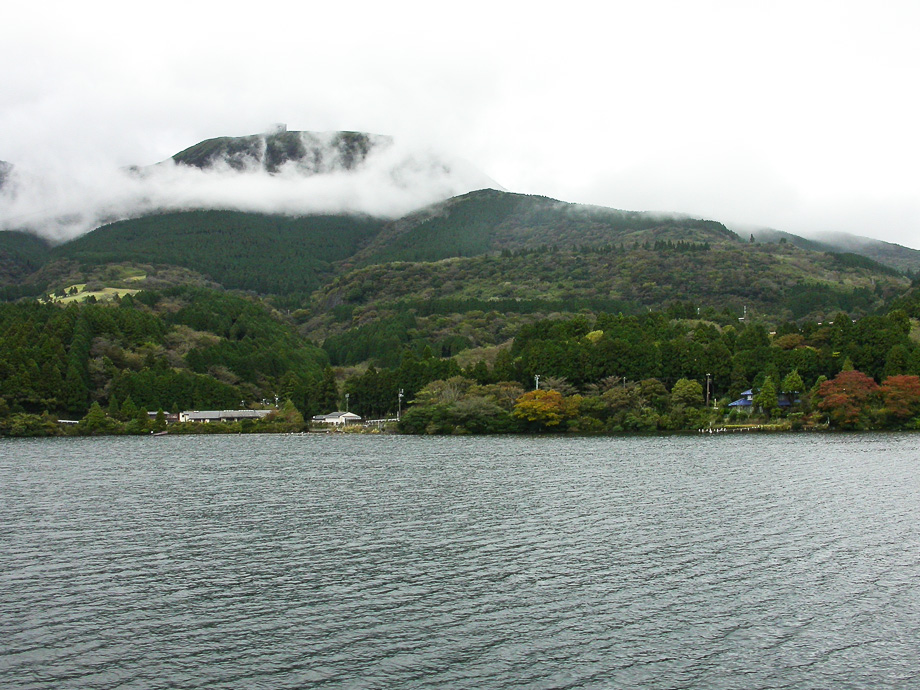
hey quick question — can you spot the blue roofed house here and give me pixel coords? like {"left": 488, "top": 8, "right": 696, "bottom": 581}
{"left": 728, "top": 388, "right": 800, "bottom": 411}
{"left": 728, "top": 389, "right": 755, "bottom": 410}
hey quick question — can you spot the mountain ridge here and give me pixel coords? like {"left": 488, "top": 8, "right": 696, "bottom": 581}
{"left": 2, "top": 187, "right": 916, "bottom": 316}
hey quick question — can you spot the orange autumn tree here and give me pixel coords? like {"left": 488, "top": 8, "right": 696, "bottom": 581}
{"left": 817, "top": 370, "right": 879, "bottom": 429}
{"left": 879, "top": 375, "right": 920, "bottom": 426}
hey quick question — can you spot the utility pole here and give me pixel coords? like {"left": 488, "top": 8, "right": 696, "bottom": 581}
{"left": 345, "top": 393, "right": 350, "bottom": 412}
{"left": 706, "top": 373, "right": 711, "bottom": 408}
{"left": 397, "top": 389, "right": 404, "bottom": 421}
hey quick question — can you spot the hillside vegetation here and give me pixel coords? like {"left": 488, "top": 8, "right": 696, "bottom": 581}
{"left": 53, "top": 211, "right": 385, "bottom": 297}
{"left": 4, "top": 183, "right": 920, "bottom": 435}
{"left": 309, "top": 240, "right": 909, "bottom": 356}
{"left": 0, "top": 230, "right": 52, "bottom": 298}
{"left": 348, "top": 189, "right": 739, "bottom": 266}
{"left": 0, "top": 286, "right": 331, "bottom": 419}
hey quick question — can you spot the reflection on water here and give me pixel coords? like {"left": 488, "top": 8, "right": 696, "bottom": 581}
{"left": 2, "top": 434, "right": 919, "bottom": 688}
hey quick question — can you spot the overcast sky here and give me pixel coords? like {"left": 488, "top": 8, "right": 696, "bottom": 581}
{"left": 2, "top": 0, "right": 919, "bottom": 247}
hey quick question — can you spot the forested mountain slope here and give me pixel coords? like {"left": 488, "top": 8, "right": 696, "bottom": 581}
{"left": 0, "top": 286, "right": 330, "bottom": 417}
{"left": 0, "top": 230, "right": 51, "bottom": 285}
{"left": 812, "top": 231, "right": 920, "bottom": 273}
{"left": 347, "top": 189, "right": 740, "bottom": 267}
{"left": 52, "top": 211, "right": 386, "bottom": 296}
{"left": 313, "top": 240, "right": 909, "bottom": 341}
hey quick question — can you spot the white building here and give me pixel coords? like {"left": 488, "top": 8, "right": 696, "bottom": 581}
{"left": 311, "top": 411, "right": 362, "bottom": 426}
{"left": 180, "top": 409, "right": 273, "bottom": 423}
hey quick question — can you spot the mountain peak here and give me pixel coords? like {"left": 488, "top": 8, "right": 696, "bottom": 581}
{"left": 169, "top": 130, "right": 393, "bottom": 175}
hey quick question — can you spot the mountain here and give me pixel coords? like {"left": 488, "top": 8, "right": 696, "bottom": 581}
{"left": 1, "top": 182, "right": 917, "bottom": 422}
{"left": 348, "top": 189, "right": 738, "bottom": 267}
{"left": 1, "top": 126, "right": 917, "bottom": 362}
{"left": 811, "top": 231, "right": 920, "bottom": 274}
{"left": 2, "top": 129, "right": 501, "bottom": 240}
{"left": 312, "top": 230, "right": 909, "bottom": 354}
{"left": 0, "top": 188, "right": 904, "bottom": 330}
{"left": 5, "top": 129, "right": 920, "bottom": 427}
{"left": 750, "top": 227, "right": 920, "bottom": 273}
{"left": 748, "top": 227, "right": 837, "bottom": 252}
{"left": 168, "top": 129, "right": 392, "bottom": 174}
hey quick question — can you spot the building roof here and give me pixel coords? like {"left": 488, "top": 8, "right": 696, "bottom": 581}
{"left": 312, "top": 411, "right": 362, "bottom": 421}
{"left": 183, "top": 409, "right": 273, "bottom": 421}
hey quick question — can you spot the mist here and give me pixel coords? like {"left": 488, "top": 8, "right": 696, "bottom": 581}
{"left": 0, "top": 135, "right": 500, "bottom": 242}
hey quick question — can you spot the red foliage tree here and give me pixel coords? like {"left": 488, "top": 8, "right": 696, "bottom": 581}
{"left": 880, "top": 375, "right": 920, "bottom": 424}
{"left": 817, "top": 370, "right": 879, "bottom": 429}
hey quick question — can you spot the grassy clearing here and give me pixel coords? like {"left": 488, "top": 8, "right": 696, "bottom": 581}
{"left": 48, "top": 285, "right": 140, "bottom": 304}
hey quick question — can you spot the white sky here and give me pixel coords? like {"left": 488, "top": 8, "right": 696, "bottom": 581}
{"left": 2, "top": 0, "right": 919, "bottom": 247}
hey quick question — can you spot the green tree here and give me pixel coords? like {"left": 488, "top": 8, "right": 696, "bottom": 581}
{"left": 316, "top": 367, "right": 339, "bottom": 413}
{"left": 79, "top": 402, "right": 116, "bottom": 435}
{"left": 121, "top": 395, "right": 138, "bottom": 420}
{"left": 670, "top": 378, "right": 703, "bottom": 408}
{"left": 62, "top": 361, "right": 89, "bottom": 414}
{"left": 107, "top": 394, "right": 121, "bottom": 419}
{"left": 754, "top": 376, "right": 779, "bottom": 417}
{"left": 780, "top": 370, "right": 804, "bottom": 406}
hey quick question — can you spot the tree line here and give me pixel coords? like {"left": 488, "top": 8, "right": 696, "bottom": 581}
{"left": 336, "top": 297, "right": 920, "bottom": 433}
{"left": 5, "top": 285, "right": 920, "bottom": 436}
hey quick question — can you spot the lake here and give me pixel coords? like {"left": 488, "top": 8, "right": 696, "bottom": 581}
{"left": 1, "top": 433, "right": 919, "bottom": 689}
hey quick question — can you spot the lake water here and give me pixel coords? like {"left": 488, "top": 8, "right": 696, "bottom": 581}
{"left": 1, "top": 433, "right": 919, "bottom": 689}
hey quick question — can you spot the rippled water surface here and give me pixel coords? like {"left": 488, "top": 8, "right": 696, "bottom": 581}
{"left": 2, "top": 433, "right": 920, "bottom": 689}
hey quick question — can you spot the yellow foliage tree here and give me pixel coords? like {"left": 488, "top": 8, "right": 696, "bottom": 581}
{"left": 513, "top": 389, "right": 569, "bottom": 427}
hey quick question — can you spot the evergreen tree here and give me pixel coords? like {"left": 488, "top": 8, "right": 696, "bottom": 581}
{"left": 754, "top": 376, "right": 779, "bottom": 417}
{"left": 62, "top": 361, "right": 89, "bottom": 414}
{"left": 317, "top": 367, "right": 340, "bottom": 412}
{"left": 79, "top": 402, "right": 112, "bottom": 435}
{"left": 121, "top": 395, "right": 138, "bottom": 420}
{"left": 780, "top": 370, "right": 804, "bottom": 406}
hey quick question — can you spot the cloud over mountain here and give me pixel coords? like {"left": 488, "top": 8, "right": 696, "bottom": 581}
{"left": 0, "top": 130, "right": 500, "bottom": 241}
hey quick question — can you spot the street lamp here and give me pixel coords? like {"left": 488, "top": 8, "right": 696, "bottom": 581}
{"left": 534, "top": 374, "right": 541, "bottom": 391}
{"left": 397, "top": 389, "right": 404, "bottom": 421}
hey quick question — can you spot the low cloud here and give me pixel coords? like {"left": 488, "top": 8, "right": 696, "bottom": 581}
{"left": 0, "top": 135, "right": 500, "bottom": 242}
